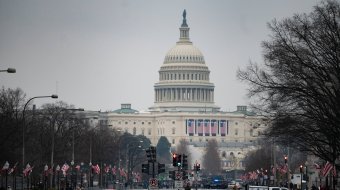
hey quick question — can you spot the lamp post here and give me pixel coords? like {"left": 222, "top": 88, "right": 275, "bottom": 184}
{"left": 0, "top": 68, "right": 16, "bottom": 73}
{"left": 55, "top": 165, "right": 60, "bottom": 190}
{"left": 22, "top": 94, "right": 58, "bottom": 189}
{"left": 80, "top": 162, "right": 84, "bottom": 188}
{"left": 126, "top": 140, "right": 143, "bottom": 188}
{"left": 300, "top": 165, "right": 303, "bottom": 190}
{"left": 3, "top": 161, "right": 9, "bottom": 190}
{"left": 44, "top": 164, "right": 48, "bottom": 190}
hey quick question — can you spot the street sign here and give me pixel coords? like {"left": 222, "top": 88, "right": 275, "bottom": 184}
{"left": 175, "top": 180, "right": 183, "bottom": 188}
{"left": 175, "top": 171, "right": 182, "bottom": 180}
{"left": 149, "top": 178, "right": 158, "bottom": 189}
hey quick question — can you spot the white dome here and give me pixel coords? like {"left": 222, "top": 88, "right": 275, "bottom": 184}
{"left": 164, "top": 44, "right": 205, "bottom": 64}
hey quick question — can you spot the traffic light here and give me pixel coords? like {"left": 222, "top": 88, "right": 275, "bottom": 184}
{"left": 146, "top": 146, "right": 156, "bottom": 162}
{"left": 172, "top": 154, "right": 177, "bottom": 166}
{"left": 177, "top": 155, "right": 182, "bottom": 167}
{"left": 195, "top": 163, "right": 200, "bottom": 171}
{"left": 182, "top": 154, "right": 188, "bottom": 170}
{"left": 284, "top": 156, "right": 288, "bottom": 164}
{"left": 182, "top": 170, "right": 188, "bottom": 180}
{"left": 158, "top": 163, "right": 165, "bottom": 174}
{"left": 169, "top": 170, "right": 175, "bottom": 180}
{"left": 150, "top": 146, "right": 156, "bottom": 161}
{"left": 142, "top": 164, "right": 149, "bottom": 174}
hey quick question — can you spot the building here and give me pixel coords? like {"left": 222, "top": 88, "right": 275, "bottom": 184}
{"left": 85, "top": 10, "right": 267, "bottom": 171}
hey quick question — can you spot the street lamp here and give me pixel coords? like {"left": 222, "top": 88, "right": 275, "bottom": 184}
{"left": 0, "top": 68, "right": 16, "bottom": 73}
{"left": 300, "top": 165, "right": 303, "bottom": 190}
{"left": 126, "top": 140, "right": 143, "bottom": 188}
{"left": 22, "top": 95, "right": 58, "bottom": 189}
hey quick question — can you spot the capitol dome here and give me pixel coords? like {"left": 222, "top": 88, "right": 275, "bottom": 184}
{"left": 164, "top": 44, "right": 205, "bottom": 64}
{"left": 150, "top": 10, "right": 220, "bottom": 112}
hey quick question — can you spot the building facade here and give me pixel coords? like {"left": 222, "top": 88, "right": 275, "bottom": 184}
{"left": 85, "top": 10, "right": 267, "bottom": 171}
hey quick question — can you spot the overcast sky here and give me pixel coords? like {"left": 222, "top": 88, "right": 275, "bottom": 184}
{"left": 0, "top": 0, "right": 321, "bottom": 112}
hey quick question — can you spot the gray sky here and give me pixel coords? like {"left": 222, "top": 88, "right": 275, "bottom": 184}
{"left": 0, "top": 0, "right": 321, "bottom": 112}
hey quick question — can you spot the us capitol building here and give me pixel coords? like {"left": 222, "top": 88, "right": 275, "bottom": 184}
{"left": 84, "top": 10, "right": 267, "bottom": 171}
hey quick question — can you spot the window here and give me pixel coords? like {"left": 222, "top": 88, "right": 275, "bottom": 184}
{"left": 142, "top": 122, "right": 144, "bottom": 125}
{"left": 148, "top": 122, "right": 151, "bottom": 125}
{"left": 235, "top": 129, "right": 238, "bottom": 135}
{"left": 142, "top": 129, "right": 145, "bottom": 135}
{"left": 222, "top": 151, "right": 226, "bottom": 158}
{"left": 172, "top": 121, "right": 175, "bottom": 124}
{"left": 148, "top": 128, "right": 151, "bottom": 135}
{"left": 133, "top": 127, "right": 136, "bottom": 135}
{"left": 125, "top": 121, "right": 128, "bottom": 125}
{"left": 172, "top": 139, "right": 175, "bottom": 144}
{"left": 250, "top": 129, "right": 253, "bottom": 136}
{"left": 172, "top": 128, "right": 175, "bottom": 134}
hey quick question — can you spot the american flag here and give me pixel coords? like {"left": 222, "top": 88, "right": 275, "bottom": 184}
{"left": 321, "top": 161, "right": 335, "bottom": 176}
{"left": 204, "top": 120, "right": 210, "bottom": 135}
{"left": 61, "top": 163, "right": 69, "bottom": 176}
{"left": 23, "top": 164, "right": 33, "bottom": 177}
{"left": 104, "top": 165, "right": 110, "bottom": 173}
{"left": 220, "top": 120, "right": 227, "bottom": 135}
{"left": 197, "top": 120, "right": 203, "bottom": 134}
{"left": 211, "top": 120, "right": 217, "bottom": 135}
{"left": 92, "top": 164, "right": 100, "bottom": 174}
{"left": 8, "top": 162, "right": 18, "bottom": 175}
{"left": 187, "top": 119, "right": 194, "bottom": 134}
{"left": 75, "top": 165, "right": 80, "bottom": 171}
{"left": 119, "top": 168, "right": 127, "bottom": 178}
{"left": 112, "top": 166, "right": 117, "bottom": 175}
{"left": 279, "top": 164, "right": 288, "bottom": 174}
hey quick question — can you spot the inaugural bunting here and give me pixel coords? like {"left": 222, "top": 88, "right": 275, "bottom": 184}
{"left": 220, "top": 120, "right": 227, "bottom": 136}
{"left": 187, "top": 119, "right": 194, "bottom": 135}
{"left": 211, "top": 120, "right": 217, "bottom": 136}
{"left": 204, "top": 120, "right": 210, "bottom": 136}
{"left": 197, "top": 120, "right": 203, "bottom": 135}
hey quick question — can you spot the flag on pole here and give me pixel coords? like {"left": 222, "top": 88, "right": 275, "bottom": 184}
{"left": 75, "top": 165, "right": 80, "bottom": 171}
{"left": 112, "top": 166, "right": 117, "bottom": 175}
{"left": 23, "top": 164, "right": 33, "bottom": 177}
{"left": 321, "top": 162, "right": 334, "bottom": 177}
{"left": 314, "top": 163, "right": 321, "bottom": 169}
{"left": 61, "top": 163, "right": 70, "bottom": 176}
{"left": 119, "top": 168, "right": 127, "bottom": 178}
{"left": 92, "top": 164, "right": 100, "bottom": 174}
{"left": 2, "top": 161, "right": 9, "bottom": 170}
{"left": 104, "top": 165, "right": 110, "bottom": 173}
{"left": 8, "top": 162, "right": 18, "bottom": 175}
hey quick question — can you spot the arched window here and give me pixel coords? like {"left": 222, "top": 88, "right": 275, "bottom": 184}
{"left": 133, "top": 127, "right": 136, "bottom": 135}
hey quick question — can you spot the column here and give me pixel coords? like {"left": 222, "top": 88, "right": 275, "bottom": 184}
{"left": 170, "top": 88, "right": 172, "bottom": 101}
{"left": 190, "top": 88, "right": 193, "bottom": 101}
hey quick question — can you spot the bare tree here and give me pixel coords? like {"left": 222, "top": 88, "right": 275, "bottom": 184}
{"left": 202, "top": 139, "right": 221, "bottom": 175}
{"left": 0, "top": 87, "right": 26, "bottom": 163}
{"left": 237, "top": 0, "right": 340, "bottom": 167}
{"left": 176, "top": 138, "right": 192, "bottom": 167}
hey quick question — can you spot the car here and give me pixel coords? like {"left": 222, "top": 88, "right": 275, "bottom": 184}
{"left": 228, "top": 180, "right": 241, "bottom": 189}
